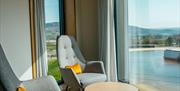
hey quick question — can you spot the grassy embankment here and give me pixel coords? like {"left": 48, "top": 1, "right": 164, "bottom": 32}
{"left": 48, "top": 58, "right": 61, "bottom": 80}
{"left": 47, "top": 42, "right": 61, "bottom": 80}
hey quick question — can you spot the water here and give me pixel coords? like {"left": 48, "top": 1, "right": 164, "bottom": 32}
{"left": 129, "top": 50, "right": 180, "bottom": 91}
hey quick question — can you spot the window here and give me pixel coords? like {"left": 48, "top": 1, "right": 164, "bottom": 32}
{"left": 115, "top": 0, "right": 180, "bottom": 90}
{"left": 127, "top": 0, "right": 180, "bottom": 91}
{"left": 44, "top": 0, "right": 61, "bottom": 80}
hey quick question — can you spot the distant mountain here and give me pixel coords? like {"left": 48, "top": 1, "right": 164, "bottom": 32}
{"left": 44, "top": 22, "right": 180, "bottom": 40}
{"left": 45, "top": 22, "right": 60, "bottom": 40}
{"left": 45, "top": 22, "right": 59, "bottom": 32}
{"left": 128, "top": 26, "right": 180, "bottom": 36}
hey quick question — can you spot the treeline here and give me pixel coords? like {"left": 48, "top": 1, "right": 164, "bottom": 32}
{"left": 130, "top": 34, "right": 180, "bottom": 47}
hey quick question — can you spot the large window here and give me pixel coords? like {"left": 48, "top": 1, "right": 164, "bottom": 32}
{"left": 128, "top": 0, "right": 180, "bottom": 91}
{"left": 44, "top": 0, "right": 61, "bottom": 80}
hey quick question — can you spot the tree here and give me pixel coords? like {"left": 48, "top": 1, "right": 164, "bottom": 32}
{"left": 166, "top": 37, "right": 173, "bottom": 46}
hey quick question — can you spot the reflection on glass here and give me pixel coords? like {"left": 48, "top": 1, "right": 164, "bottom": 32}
{"left": 128, "top": 0, "right": 180, "bottom": 91}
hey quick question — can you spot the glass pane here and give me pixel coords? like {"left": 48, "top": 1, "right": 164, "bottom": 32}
{"left": 44, "top": 0, "right": 61, "bottom": 80}
{"left": 128, "top": 0, "right": 180, "bottom": 91}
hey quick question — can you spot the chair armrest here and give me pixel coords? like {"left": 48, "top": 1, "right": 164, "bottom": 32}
{"left": 60, "top": 68, "right": 82, "bottom": 89}
{"left": 22, "top": 76, "right": 60, "bottom": 91}
{"left": 83, "top": 61, "right": 105, "bottom": 74}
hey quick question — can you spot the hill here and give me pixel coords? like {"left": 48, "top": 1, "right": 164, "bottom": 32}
{"left": 45, "top": 22, "right": 60, "bottom": 40}
{"left": 44, "top": 22, "right": 180, "bottom": 40}
{"left": 128, "top": 26, "right": 180, "bottom": 36}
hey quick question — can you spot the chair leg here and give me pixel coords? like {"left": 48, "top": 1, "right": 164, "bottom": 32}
{"left": 64, "top": 85, "right": 68, "bottom": 91}
{"left": 67, "top": 86, "right": 83, "bottom": 91}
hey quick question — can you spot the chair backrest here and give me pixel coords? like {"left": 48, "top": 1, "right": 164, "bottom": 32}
{"left": 57, "top": 35, "right": 85, "bottom": 69}
{"left": 0, "top": 44, "right": 20, "bottom": 91}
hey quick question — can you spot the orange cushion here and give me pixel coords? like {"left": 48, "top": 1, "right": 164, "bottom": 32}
{"left": 17, "top": 84, "right": 26, "bottom": 91}
{"left": 65, "top": 63, "right": 82, "bottom": 74}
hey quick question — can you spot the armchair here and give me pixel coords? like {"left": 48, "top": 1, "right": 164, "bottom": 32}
{"left": 0, "top": 44, "right": 60, "bottom": 91}
{"left": 57, "top": 35, "right": 107, "bottom": 91}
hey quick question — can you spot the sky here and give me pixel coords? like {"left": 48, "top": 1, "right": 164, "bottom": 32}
{"left": 44, "top": 0, "right": 180, "bottom": 28}
{"left": 128, "top": 0, "right": 180, "bottom": 28}
{"left": 44, "top": 0, "right": 59, "bottom": 23}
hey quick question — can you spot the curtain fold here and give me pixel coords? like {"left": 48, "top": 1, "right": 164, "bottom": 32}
{"left": 114, "top": 0, "right": 129, "bottom": 82}
{"left": 34, "top": 0, "right": 48, "bottom": 77}
{"left": 98, "top": 0, "right": 118, "bottom": 82}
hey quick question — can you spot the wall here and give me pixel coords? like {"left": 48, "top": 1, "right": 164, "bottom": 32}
{"left": 76, "top": 0, "right": 99, "bottom": 60}
{"left": 0, "top": 0, "right": 32, "bottom": 81}
{"left": 64, "top": 0, "right": 77, "bottom": 38}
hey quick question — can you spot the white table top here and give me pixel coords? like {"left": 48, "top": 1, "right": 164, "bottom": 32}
{"left": 85, "top": 82, "right": 139, "bottom": 91}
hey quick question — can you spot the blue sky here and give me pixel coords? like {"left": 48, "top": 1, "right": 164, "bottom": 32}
{"left": 128, "top": 0, "right": 180, "bottom": 28}
{"left": 44, "top": 0, "right": 59, "bottom": 23}
{"left": 45, "top": 0, "right": 180, "bottom": 28}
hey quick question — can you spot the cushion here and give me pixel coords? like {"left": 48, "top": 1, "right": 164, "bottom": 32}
{"left": 17, "top": 84, "right": 26, "bottom": 91}
{"left": 77, "top": 73, "right": 107, "bottom": 87}
{"left": 65, "top": 63, "right": 82, "bottom": 74}
{"left": 22, "top": 76, "right": 60, "bottom": 91}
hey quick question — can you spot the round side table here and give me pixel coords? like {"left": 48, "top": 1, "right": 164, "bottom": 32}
{"left": 85, "top": 82, "right": 139, "bottom": 91}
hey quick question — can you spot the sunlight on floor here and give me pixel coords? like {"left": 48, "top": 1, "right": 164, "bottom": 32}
{"left": 135, "top": 84, "right": 159, "bottom": 91}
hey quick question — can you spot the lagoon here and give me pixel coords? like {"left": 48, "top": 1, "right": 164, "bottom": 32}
{"left": 129, "top": 50, "right": 180, "bottom": 91}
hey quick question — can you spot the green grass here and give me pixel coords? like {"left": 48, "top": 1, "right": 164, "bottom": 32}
{"left": 48, "top": 58, "right": 61, "bottom": 80}
{"left": 47, "top": 42, "right": 61, "bottom": 80}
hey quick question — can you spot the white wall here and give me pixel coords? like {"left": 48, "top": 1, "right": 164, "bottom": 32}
{"left": 0, "top": 0, "right": 32, "bottom": 81}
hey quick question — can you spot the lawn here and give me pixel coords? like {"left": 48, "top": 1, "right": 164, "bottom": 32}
{"left": 48, "top": 58, "right": 61, "bottom": 80}
{"left": 47, "top": 41, "right": 61, "bottom": 80}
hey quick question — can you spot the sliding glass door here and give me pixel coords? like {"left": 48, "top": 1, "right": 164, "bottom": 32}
{"left": 127, "top": 0, "right": 180, "bottom": 91}
{"left": 115, "top": 0, "right": 180, "bottom": 90}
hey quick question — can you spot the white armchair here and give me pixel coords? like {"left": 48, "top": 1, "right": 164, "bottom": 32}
{"left": 57, "top": 35, "right": 107, "bottom": 91}
{"left": 0, "top": 44, "right": 60, "bottom": 91}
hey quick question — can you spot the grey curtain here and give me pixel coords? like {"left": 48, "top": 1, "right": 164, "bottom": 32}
{"left": 114, "top": 0, "right": 129, "bottom": 82}
{"left": 34, "top": 0, "right": 48, "bottom": 77}
{"left": 98, "top": 0, "right": 118, "bottom": 82}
